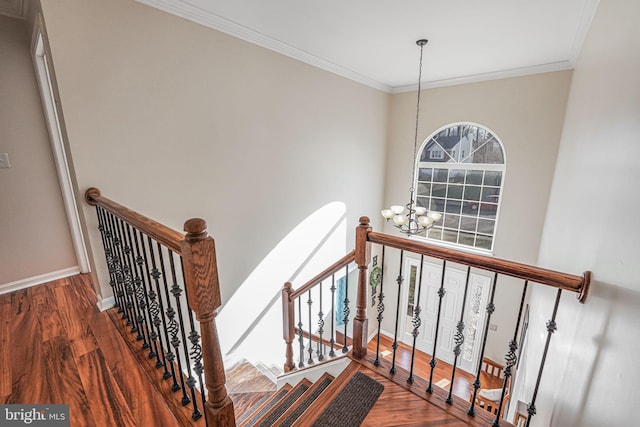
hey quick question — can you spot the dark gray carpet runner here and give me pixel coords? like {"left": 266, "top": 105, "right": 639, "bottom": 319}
{"left": 311, "top": 372, "right": 384, "bottom": 427}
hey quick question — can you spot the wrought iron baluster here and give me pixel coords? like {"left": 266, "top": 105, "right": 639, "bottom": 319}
{"left": 427, "top": 261, "right": 448, "bottom": 393}
{"left": 408, "top": 255, "right": 424, "bottom": 384}
{"left": 179, "top": 264, "right": 204, "bottom": 421}
{"left": 141, "top": 235, "right": 170, "bottom": 376}
{"left": 447, "top": 266, "right": 472, "bottom": 405}
{"left": 107, "top": 211, "right": 134, "bottom": 324}
{"left": 124, "top": 223, "right": 153, "bottom": 350}
{"left": 95, "top": 206, "right": 123, "bottom": 311}
{"left": 298, "top": 297, "right": 304, "bottom": 368}
{"left": 157, "top": 246, "right": 182, "bottom": 393}
{"left": 341, "top": 264, "right": 350, "bottom": 353}
{"left": 373, "top": 246, "right": 386, "bottom": 367}
{"left": 317, "top": 282, "right": 325, "bottom": 361}
{"left": 525, "top": 288, "right": 562, "bottom": 427}
{"left": 468, "top": 272, "right": 499, "bottom": 416}
{"left": 390, "top": 250, "right": 404, "bottom": 374}
{"left": 493, "top": 280, "right": 529, "bottom": 427}
{"left": 307, "top": 289, "right": 314, "bottom": 365}
{"left": 131, "top": 227, "right": 160, "bottom": 361}
{"left": 113, "top": 215, "right": 142, "bottom": 335}
{"left": 167, "top": 251, "right": 192, "bottom": 406}
{"left": 329, "top": 275, "right": 336, "bottom": 357}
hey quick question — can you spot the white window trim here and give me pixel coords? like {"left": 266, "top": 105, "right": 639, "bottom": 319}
{"left": 413, "top": 122, "right": 506, "bottom": 254}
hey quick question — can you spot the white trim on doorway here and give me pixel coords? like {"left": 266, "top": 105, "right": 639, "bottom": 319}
{"left": 30, "top": 14, "right": 90, "bottom": 274}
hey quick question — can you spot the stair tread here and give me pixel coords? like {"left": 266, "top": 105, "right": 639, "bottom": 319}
{"left": 277, "top": 373, "right": 335, "bottom": 427}
{"left": 253, "top": 379, "right": 312, "bottom": 427}
{"left": 232, "top": 391, "right": 274, "bottom": 425}
{"left": 239, "top": 384, "right": 292, "bottom": 427}
{"left": 291, "top": 361, "right": 360, "bottom": 426}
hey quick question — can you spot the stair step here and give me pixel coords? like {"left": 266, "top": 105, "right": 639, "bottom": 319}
{"left": 290, "top": 361, "right": 359, "bottom": 426}
{"left": 277, "top": 372, "right": 335, "bottom": 427}
{"left": 252, "top": 379, "right": 312, "bottom": 427}
{"left": 238, "top": 384, "right": 292, "bottom": 427}
{"left": 232, "top": 391, "right": 274, "bottom": 425}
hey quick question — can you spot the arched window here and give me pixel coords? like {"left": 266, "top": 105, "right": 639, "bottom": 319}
{"left": 415, "top": 123, "right": 505, "bottom": 252}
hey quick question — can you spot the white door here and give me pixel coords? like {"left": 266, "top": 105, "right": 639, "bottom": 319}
{"left": 401, "top": 257, "right": 490, "bottom": 372}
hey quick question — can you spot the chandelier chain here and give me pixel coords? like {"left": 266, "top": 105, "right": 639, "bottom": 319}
{"left": 411, "top": 39, "right": 427, "bottom": 189}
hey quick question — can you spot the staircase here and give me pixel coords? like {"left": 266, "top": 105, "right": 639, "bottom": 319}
{"left": 229, "top": 360, "right": 365, "bottom": 427}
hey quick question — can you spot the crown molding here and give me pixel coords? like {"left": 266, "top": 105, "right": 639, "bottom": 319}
{"left": 137, "top": 0, "right": 597, "bottom": 94}
{"left": 136, "top": 0, "right": 392, "bottom": 92}
{"left": 391, "top": 60, "right": 574, "bottom": 94}
{"left": 568, "top": 0, "right": 600, "bottom": 66}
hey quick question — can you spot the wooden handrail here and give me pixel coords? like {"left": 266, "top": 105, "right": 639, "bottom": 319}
{"left": 85, "top": 188, "right": 236, "bottom": 426}
{"left": 367, "top": 230, "right": 591, "bottom": 303}
{"left": 282, "top": 250, "right": 356, "bottom": 372}
{"left": 289, "top": 250, "right": 356, "bottom": 300}
{"left": 85, "top": 187, "right": 184, "bottom": 253}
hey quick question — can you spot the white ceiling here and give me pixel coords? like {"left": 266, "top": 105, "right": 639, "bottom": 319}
{"left": 138, "top": 0, "right": 599, "bottom": 93}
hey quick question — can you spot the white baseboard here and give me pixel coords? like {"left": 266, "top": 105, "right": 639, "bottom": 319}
{"left": 97, "top": 296, "right": 116, "bottom": 312}
{"left": 0, "top": 266, "right": 81, "bottom": 295}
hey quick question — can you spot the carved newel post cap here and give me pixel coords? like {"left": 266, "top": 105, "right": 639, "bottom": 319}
{"left": 184, "top": 218, "right": 207, "bottom": 237}
{"left": 359, "top": 216, "right": 370, "bottom": 226}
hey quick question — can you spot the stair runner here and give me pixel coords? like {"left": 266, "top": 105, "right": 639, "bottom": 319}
{"left": 236, "top": 363, "right": 384, "bottom": 427}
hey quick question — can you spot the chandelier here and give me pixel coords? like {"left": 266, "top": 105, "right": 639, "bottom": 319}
{"left": 381, "top": 39, "right": 441, "bottom": 236}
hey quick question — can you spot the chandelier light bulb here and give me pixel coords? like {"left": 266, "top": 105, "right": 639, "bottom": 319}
{"left": 390, "top": 205, "right": 405, "bottom": 215}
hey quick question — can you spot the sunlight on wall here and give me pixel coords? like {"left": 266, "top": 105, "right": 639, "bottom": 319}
{"left": 216, "top": 202, "right": 348, "bottom": 369}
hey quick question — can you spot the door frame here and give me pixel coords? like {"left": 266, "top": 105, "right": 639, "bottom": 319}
{"left": 31, "top": 15, "right": 90, "bottom": 273}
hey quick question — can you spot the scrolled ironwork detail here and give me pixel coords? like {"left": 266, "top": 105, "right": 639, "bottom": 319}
{"left": 376, "top": 292, "right": 385, "bottom": 324}
{"left": 453, "top": 320, "right": 465, "bottom": 357}
{"left": 411, "top": 306, "right": 422, "bottom": 338}
{"left": 188, "top": 329, "right": 204, "bottom": 376}
{"left": 486, "top": 302, "right": 495, "bottom": 314}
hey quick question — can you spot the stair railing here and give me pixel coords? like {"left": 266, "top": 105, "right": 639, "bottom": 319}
{"left": 85, "top": 188, "right": 235, "bottom": 426}
{"left": 282, "top": 250, "right": 357, "bottom": 372}
{"left": 351, "top": 216, "right": 591, "bottom": 427}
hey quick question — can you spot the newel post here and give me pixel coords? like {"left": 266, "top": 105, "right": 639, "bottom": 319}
{"left": 352, "top": 216, "right": 372, "bottom": 359}
{"left": 282, "top": 282, "right": 296, "bottom": 372}
{"left": 181, "top": 218, "right": 235, "bottom": 427}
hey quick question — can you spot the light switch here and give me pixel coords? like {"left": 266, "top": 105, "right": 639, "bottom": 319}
{"left": 0, "top": 153, "right": 11, "bottom": 169}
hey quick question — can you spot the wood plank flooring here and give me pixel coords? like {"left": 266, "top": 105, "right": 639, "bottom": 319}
{"left": 0, "top": 274, "right": 180, "bottom": 426}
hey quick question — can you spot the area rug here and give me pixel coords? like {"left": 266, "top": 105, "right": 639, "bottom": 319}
{"left": 311, "top": 372, "right": 384, "bottom": 427}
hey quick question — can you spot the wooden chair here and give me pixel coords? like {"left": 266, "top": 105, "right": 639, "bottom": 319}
{"left": 474, "top": 357, "right": 511, "bottom": 419}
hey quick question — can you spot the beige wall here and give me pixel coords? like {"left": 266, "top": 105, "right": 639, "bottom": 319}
{"left": 526, "top": 1, "right": 640, "bottom": 425}
{"left": 38, "top": 0, "right": 389, "bottom": 305}
{"left": 382, "top": 71, "right": 572, "bottom": 362}
{"left": 0, "top": 14, "right": 77, "bottom": 287}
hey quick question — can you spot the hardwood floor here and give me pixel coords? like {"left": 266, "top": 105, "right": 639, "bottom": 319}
{"left": 0, "top": 274, "right": 509, "bottom": 427}
{"left": 366, "top": 334, "right": 503, "bottom": 402}
{"left": 0, "top": 274, "right": 180, "bottom": 426}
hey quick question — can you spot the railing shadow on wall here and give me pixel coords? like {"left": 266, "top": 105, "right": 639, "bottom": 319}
{"left": 85, "top": 188, "right": 234, "bottom": 426}
{"left": 282, "top": 216, "right": 591, "bottom": 427}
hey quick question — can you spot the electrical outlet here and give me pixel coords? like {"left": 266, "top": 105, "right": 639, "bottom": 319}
{"left": 489, "top": 323, "right": 498, "bottom": 331}
{"left": 372, "top": 255, "right": 378, "bottom": 267}
{"left": 0, "top": 153, "right": 11, "bottom": 169}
